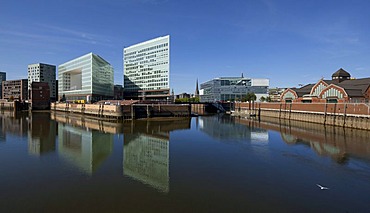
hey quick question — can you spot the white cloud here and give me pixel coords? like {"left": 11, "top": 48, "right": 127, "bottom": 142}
{"left": 0, "top": 23, "right": 114, "bottom": 48}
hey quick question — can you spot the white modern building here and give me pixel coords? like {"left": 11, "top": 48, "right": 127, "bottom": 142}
{"left": 123, "top": 35, "right": 170, "bottom": 100}
{"left": 199, "top": 75, "right": 269, "bottom": 102}
{"left": 58, "top": 53, "right": 114, "bottom": 102}
{"left": 28, "top": 63, "right": 56, "bottom": 100}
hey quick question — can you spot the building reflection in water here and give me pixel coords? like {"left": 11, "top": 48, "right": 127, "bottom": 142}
{"left": 0, "top": 115, "right": 5, "bottom": 142}
{"left": 58, "top": 124, "right": 113, "bottom": 175}
{"left": 236, "top": 116, "right": 370, "bottom": 164}
{"left": 0, "top": 111, "right": 28, "bottom": 140}
{"left": 51, "top": 111, "right": 125, "bottom": 134}
{"left": 123, "top": 119, "right": 191, "bottom": 193}
{"left": 197, "top": 114, "right": 269, "bottom": 143}
{"left": 28, "top": 113, "right": 57, "bottom": 156}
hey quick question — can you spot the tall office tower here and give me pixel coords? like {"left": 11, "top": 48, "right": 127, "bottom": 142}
{"left": 28, "top": 63, "right": 56, "bottom": 101}
{"left": 0, "top": 72, "right": 6, "bottom": 99}
{"left": 58, "top": 52, "right": 114, "bottom": 102}
{"left": 123, "top": 35, "right": 170, "bottom": 100}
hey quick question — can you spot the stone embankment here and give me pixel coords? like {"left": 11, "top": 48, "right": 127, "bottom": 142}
{"left": 0, "top": 101, "right": 29, "bottom": 111}
{"left": 232, "top": 102, "right": 370, "bottom": 130}
{"left": 51, "top": 102, "right": 191, "bottom": 120}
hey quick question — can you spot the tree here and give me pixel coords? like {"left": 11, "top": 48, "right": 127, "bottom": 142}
{"left": 266, "top": 96, "right": 272, "bottom": 102}
{"left": 260, "top": 96, "right": 266, "bottom": 102}
{"left": 60, "top": 94, "right": 66, "bottom": 102}
{"left": 174, "top": 97, "right": 199, "bottom": 103}
{"left": 245, "top": 92, "right": 256, "bottom": 109}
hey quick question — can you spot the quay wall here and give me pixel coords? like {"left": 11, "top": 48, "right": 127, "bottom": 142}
{"left": 233, "top": 102, "right": 370, "bottom": 130}
{"left": 51, "top": 103, "right": 190, "bottom": 119}
{"left": 0, "top": 102, "right": 16, "bottom": 110}
{"left": 0, "top": 101, "right": 29, "bottom": 111}
{"left": 191, "top": 103, "right": 231, "bottom": 115}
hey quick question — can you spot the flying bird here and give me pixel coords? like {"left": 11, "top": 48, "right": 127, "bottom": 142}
{"left": 316, "top": 184, "right": 329, "bottom": 190}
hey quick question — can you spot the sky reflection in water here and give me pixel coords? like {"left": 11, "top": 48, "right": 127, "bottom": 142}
{"left": 0, "top": 112, "right": 369, "bottom": 212}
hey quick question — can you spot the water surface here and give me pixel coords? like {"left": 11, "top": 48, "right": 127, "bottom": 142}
{"left": 0, "top": 112, "right": 369, "bottom": 212}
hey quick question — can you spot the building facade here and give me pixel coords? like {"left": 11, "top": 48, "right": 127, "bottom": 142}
{"left": 0, "top": 72, "right": 6, "bottom": 99}
{"left": 280, "top": 68, "right": 370, "bottom": 103}
{"left": 175, "top": 93, "right": 191, "bottom": 100}
{"left": 27, "top": 63, "right": 56, "bottom": 101}
{"left": 2, "top": 79, "right": 28, "bottom": 101}
{"left": 269, "top": 87, "right": 286, "bottom": 102}
{"left": 123, "top": 35, "right": 170, "bottom": 100}
{"left": 58, "top": 53, "right": 114, "bottom": 102}
{"left": 114, "top": 85, "right": 124, "bottom": 100}
{"left": 30, "top": 82, "right": 50, "bottom": 110}
{"left": 199, "top": 76, "right": 269, "bottom": 102}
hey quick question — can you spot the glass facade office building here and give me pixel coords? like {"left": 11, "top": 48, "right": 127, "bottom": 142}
{"left": 200, "top": 77, "right": 269, "bottom": 102}
{"left": 0, "top": 72, "right": 6, "bottom": 99}
{"left": 58, "top": 53, "right": 114, "bottom": 102}
{"left": 123, "top": 35, "right": 170, "bottom": 100}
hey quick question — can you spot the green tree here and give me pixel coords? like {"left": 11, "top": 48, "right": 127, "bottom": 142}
{"left": 60, "top": 94, "right": 66, "bottom": 102}
{"left": 245, "top": 92, "right": 256, "bottom": 109}
{"left": 260, "top": 96, "right": 266, "bottom": 102}
{"left": 191, "top": 97, "right": 200, "bottom": 103}
{"left": 175, "top": 97, "right": 200, "bottom": 103}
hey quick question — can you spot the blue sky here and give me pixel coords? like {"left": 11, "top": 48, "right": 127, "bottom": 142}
{"left": 1, "top": 0, "right": 370, "bottom": 94}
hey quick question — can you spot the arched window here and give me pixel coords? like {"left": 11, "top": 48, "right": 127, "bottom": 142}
{"left": 319, "top": 84, "right": 347, "bottom": 100}
{"left": 281, "top": 89, "right": 297, "bottom": 102}
{"left": 310, "top": 80, "right": 328, "bottom": 97}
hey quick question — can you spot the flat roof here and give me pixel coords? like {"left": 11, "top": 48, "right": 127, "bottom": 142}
{"left": 124, "top": 35, "right": 170, "bottom": 50}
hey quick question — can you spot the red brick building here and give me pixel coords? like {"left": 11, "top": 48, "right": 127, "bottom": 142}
{"left": 30, "top": 82, "right": 50, "bottom": 110}
{"left": 281, "top": 68, "right": 370, "bottom": 103}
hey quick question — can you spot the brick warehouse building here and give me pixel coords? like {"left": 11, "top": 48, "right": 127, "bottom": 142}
{"left": 280, "top": 68, "right": 370, "bottom": 103}
{"left": 30, "top": 82, "right": 50, "bottom": 110}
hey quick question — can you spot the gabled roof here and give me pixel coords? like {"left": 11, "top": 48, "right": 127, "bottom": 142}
{"left": 343, "top": 88, "right": 364, "bottom": 97}
{"left": 332, "top": 68, "right": 351, "bottom": 78}
{"left": 338, "top": 77, "right": 370, "bottom": 93}
{"left": 291, "top": 76, "right": 370, "bottom": 98}
{"left": 292, "top": 84, "right": 314, "bottom": 97}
